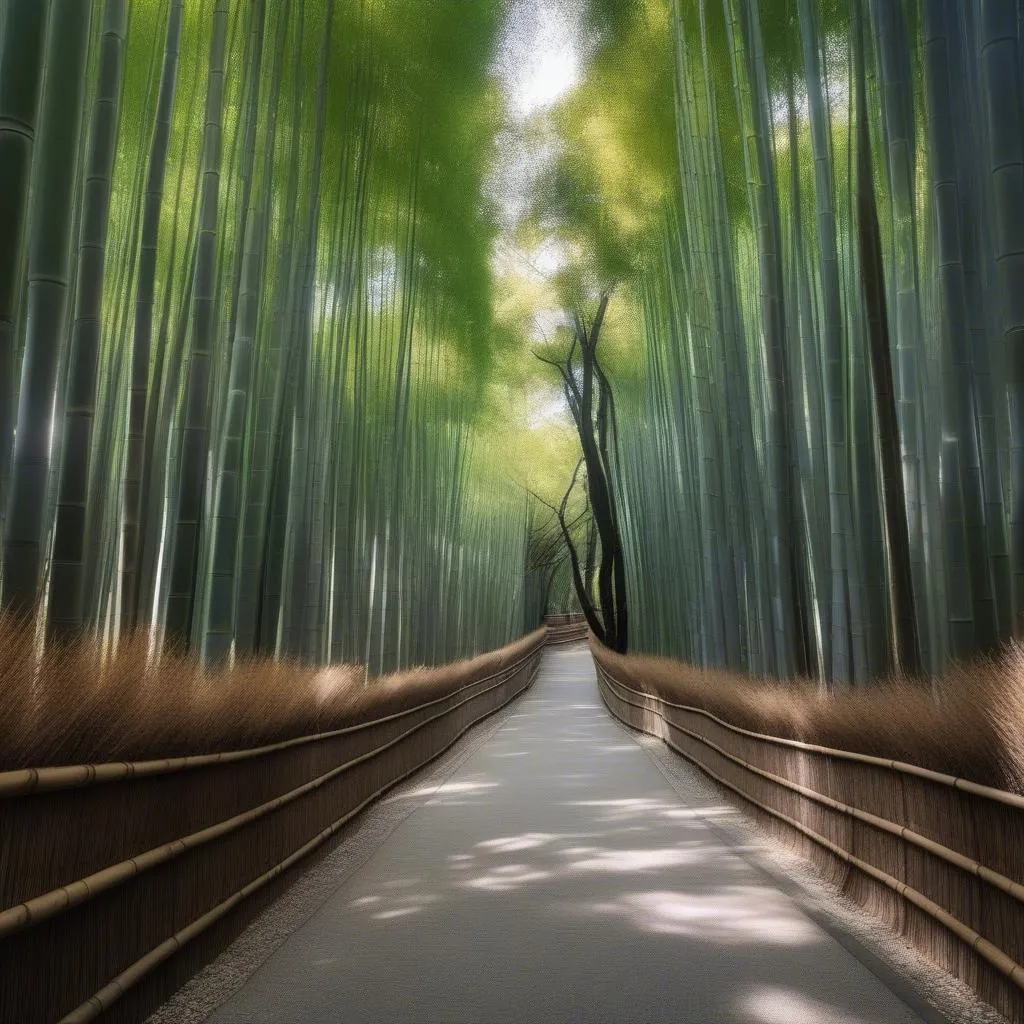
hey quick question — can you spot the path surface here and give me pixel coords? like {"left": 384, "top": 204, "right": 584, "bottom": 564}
{"left": 206, "top": 648, "right": 936, "bottom": 1024}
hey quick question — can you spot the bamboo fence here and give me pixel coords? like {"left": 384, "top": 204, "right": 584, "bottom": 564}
{"left": 543, "top": 615, "right": 588, "bottom": 645}
{"left": 593, "top": 652, "right": 1024, "bottom": 1023}
{"left": 0, "top": 633, "right": 546, "bottom": 1024}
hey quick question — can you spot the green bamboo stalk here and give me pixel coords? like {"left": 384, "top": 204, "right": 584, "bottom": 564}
{"left": 164, "top": 0, "right": 229, "bottom": 648}
{"left": 202, "top": 0, "right": 270, "bottom": 663}
{"left": 868, "top": 0, "right": 938, "bottom": 668}
{"left": 48, "top": 0, "right": 127, "bottom": 636}
{"left": 922, "top": 0, "right": 999, "bottom": 654}
{"left": 0, "top": 0, "right": 50, "bottom": 526}
{"left": 796, "top": 0, "right": 854, "bottom": 682}
{"left": 2, "top": 0, "right": 92, "bottom": 614}
{"left": 978, "top": 0, "right": 1024, "bottom": 636}
{"left": 855, "top": 0, "right": 920, "bottom": 675}
{"left": 736, "top": 0, "right": 805, "bottom": 675}
{"left": 121, "top": 0, "right": 183, "bottom": 630}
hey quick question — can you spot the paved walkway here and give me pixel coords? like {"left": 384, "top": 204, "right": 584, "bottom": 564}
{"left": 207, "top": 647, "right": 935, "bottom": 1024}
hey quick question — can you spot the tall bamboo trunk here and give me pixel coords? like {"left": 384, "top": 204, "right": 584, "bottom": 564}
{"left": 978, "top": 0, "right": 1024, "bottom": 636}
{"left": 49, "top": 0, "right": 127, "bottom": 636}
{"left": 2, "top": 0, "right": 92, "bottom": 614}
{"left": 237, "top": 0, "right": 308, "bottom": 657}
{"left": 736, "top": 0, "right": 806, "bottom": 675}
{"left": 868, "top": 0, "right": 939, "bottom": 667}
{"left": 121, "top": 0, "right": 183, "bottom": 630}
{"left": 283, "top": 0, "right": 336, "bottom": 661}
{"left": 164, "top": 0, "right": 229, "bottom": 648}
{"left": 855, "top": 0, "right": 920, "bottom": 676}
{"left": 0, "top": 1, "right": 51, "bottom": 529}
{"left": 797, "top": 0, "right": 855, "bottom": 682}
{"left": 202, "top": 0, "right": 270, "bottom": 663}
{"left": 921, "top": 0, "right": 1000, "bottom": 654}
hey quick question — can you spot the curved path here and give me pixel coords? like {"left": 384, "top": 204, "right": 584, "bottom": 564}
{"left": 205, "top": 647, "right": 943, "bottom": 1024}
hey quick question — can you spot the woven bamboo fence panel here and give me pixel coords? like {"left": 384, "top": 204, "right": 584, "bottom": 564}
{"left": 594, "top": 656, "right": 1024, "bottom": 1023}
{"left": 0, "top": 635, "right": 546, "bottom": 1024}
{"left": 543, "top": 615, "right": 588, "bottom": 645}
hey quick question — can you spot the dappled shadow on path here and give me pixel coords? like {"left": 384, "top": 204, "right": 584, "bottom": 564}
{"left": 207, "top": 652, "right": 924, "bottom": 1024}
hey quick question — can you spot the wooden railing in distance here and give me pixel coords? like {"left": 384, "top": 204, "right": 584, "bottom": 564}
{"left": 0, "top": 631, "right": 548, "bottom": 1024}
{"left": 593, "top": 652, "right": 1024, "bottom": 1024}
{"left": 543, "top": 614, "right": 588, "bottom": 645}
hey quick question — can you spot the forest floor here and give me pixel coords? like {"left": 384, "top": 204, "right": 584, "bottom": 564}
{"left": 148, "top": 646, "right": 1004, "bottom": 1024}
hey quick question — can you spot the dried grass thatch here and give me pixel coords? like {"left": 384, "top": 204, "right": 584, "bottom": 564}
{"left": 593, "top": 640, "right": 1024, "bottom": 794}
{"left": 0, "top": 614, "right": 545, "bottom": 769}
{"left": 593, "top": 640, "right": 1024, "bottom": 1022}
{"left": 0, "top": 622, "right": 546, "bottom": 1023}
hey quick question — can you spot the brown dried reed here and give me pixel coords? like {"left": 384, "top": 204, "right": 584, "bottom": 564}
{"left": 0, "top": 614, "right": 545, "bottom": 770}
{"left": 593, "top": 640, "right": 1024, "bottom": 794}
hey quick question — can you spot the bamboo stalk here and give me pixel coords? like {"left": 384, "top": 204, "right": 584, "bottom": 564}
{"left": 2, "top": 0, "right": 93, "bottom": 613}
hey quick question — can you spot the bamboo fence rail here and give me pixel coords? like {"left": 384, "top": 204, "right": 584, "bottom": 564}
{"left": 542, "top": 613, "right": 585, "bottom": 626}
{"left": 593, "top": 653, "right": 1024, "bottom": 1023}
{"left": 0, "top": 633, "right": 546, "bottom": 1024}
{"left": 543, "top": 615, "right": 588, "bottom": 645}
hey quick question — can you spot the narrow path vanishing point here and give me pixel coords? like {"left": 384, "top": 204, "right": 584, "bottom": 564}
{"left": 205, "top": 647, "right": 942, "bottom": 1024}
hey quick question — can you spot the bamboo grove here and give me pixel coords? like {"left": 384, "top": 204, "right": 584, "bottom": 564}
{"left": 6, "top": 0, "right": 1024, "bottom": 688}
{"left": 0, "top": 0, "right": 542, "bottom": 671}
{"left": 535, "top": 0, "right": 1024, "bottom": 684}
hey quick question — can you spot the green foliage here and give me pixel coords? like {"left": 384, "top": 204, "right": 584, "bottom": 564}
{"left": 5, "top": 0, "right": 1021, "bottom": 684}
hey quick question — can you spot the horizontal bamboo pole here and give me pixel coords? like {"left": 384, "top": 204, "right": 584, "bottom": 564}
{"left": 591, "top": 656, "right": 1024, "bottom": 809}
{"left": 597, "top": 668, "right": 1024, "bottom": 906}
{"left": 595, "top": 663, "right": 1024, "bottom": 993}
{"left": 0, "top": 653, "right": 542, "bottom": 939}
{"left": 0, "top": 642, "right": 544, "bottom": 798}
{"left": 56, "top": 658, "right": 540, "bottom": 1024}
{"left": 545, "top": 629, "right": 588, "bottom": 645}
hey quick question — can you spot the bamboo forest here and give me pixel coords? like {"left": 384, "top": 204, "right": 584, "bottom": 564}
{"left": 4, "top": 1, "right": 1024, "bottom": 1022}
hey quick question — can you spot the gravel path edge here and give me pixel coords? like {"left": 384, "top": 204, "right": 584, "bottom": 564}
{"left": 144, "top": 666, "right": 537, "bottom": 1024}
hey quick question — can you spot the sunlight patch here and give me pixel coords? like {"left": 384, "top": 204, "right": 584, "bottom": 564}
{"left": 463, "top": 864, "right": 552, "bottom": 892}
{"left": 574, "top": 889, "right": 820, "bottom": 945}
{"left": 739, "top": 986, "right": 876, "bottom": 1024}
{"left": 476, "top": 832, "right": 557, "bottom": 853}
{"left": 398, "top": 779, "right": 499, "bottom": 801}
{"left": 372, "top": 907, "right": 422, "bottom": 921}
{"left": 564, "top": 847, "right": 698, "bottom": 873}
